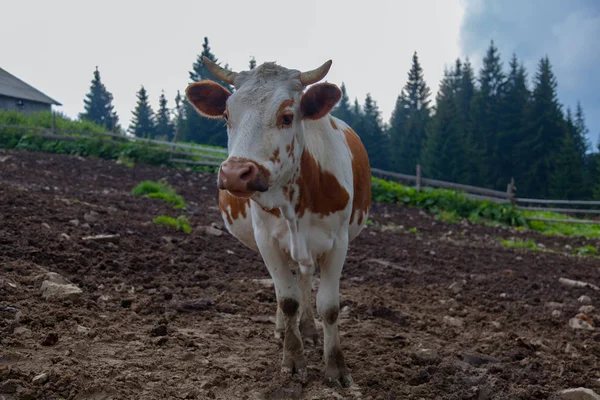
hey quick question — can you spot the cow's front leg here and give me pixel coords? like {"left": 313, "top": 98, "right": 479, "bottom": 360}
{"left": 256, "top": 236, "right": 307, "bottom": 382}
{"left": 317, "top": 235, "right": 353, "bottom": 388}
{"left": 298, "top": 263, "right": 319, "bottom": 345}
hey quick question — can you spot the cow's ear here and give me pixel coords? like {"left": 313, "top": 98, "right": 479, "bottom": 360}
{"left": 300, "top": 82, "right": 342, "bottom": 120}
{"left": 185, "top": 80, "right": 231, "bottom": 118}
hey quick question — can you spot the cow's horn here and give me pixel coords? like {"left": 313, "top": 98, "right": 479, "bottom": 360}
{"left": 299, "top": 60, "right": 333, "bottom": 86}
{"left": 203, "top": 56, "right": 238, "bottom": 85}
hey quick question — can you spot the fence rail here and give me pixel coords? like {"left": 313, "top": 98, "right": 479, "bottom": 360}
{"left": 2, "top": 123, "right": 599, "bottom": 226}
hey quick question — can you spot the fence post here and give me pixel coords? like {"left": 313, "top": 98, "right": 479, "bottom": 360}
{"left": 507, "top": 177, "right": 516, "bottom": 205}
{"left": 416, "top": 164, "right": 422, "bottom": 191}
{"left": 52, "top": 112, "right": 56, "bottom": 134}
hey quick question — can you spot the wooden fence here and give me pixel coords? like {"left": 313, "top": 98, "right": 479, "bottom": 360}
{"left": 2, "top": 123, "right": 599, "bottom": 225}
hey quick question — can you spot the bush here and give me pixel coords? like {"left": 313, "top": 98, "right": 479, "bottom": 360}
{"left": 153, "top": 215, "right": 192, "bottom": 234}
{"left": 131, "top": 180, "right": 187, "bottom": 209}
{"left": 371, "top": 177, "right": 528, "bottom": 227}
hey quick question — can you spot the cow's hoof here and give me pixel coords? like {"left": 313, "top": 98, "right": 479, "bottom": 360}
{"left": 326, "top": 373, "right": 353, "bottom": 388}
{"left": 281, "top": 366, "right": 307, "bottom": 384}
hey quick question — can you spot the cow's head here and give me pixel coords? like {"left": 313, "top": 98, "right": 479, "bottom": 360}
{"left": 185, "top": 57, "right": 341, "bottom": 206}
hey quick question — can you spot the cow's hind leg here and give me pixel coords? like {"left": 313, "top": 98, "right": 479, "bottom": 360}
{"left": 298, "top": 263, "right": 319, "bottom": 345}
{"left": 256, "top": 240, "right": 307, "bottom": 382}
{"left": 317, "top": 236, "right": 353, "bottom": 388}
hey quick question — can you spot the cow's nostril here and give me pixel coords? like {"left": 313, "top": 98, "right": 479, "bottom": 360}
{"left": 240, "top": 170, "right": 251, "bottom": 181}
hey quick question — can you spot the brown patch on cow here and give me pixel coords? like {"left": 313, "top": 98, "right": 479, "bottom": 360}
{"left": 294, "top": 150, "right": 350, "bottom": 218}
{"left": 324, "top": 307, "right": 339, "bottom": 325}
{"left": 270, "top": 148, "right": 281, "bottom": 164}
{"left": 186, "top": 80, "right": 231, "bottom": 118}
{"left": 281, "top": 298, "right": 299, "bottom": 316}
{"left": 300, "top": 83, "right": 342, "bottom": 120}
{"left": 218, "top": 189, "right": 250, "bottom": 225}
{"left": 276, "top": 99, "right": 295, "bottom": 129}
{"left": 343, "top": 127, "right": 371, "bottom": 225}
{"left": 285, "top": 136, "right": 296, "bottom": 163}
{"left": 330, "top": 117, "right": 338, "bottom": 130}
{"left": 262, "top": 206, "right": 281, "bottom": 218}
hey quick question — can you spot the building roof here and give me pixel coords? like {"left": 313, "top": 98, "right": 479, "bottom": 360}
{"left": 0, "top": 66, "right": 62, "bottom": 106}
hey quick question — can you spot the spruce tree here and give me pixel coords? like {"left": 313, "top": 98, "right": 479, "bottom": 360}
{"left": 420, "top": 68, "right": 464, "bottom": 181}
{"left": 129, "top": 86, "right": 156, "bottom": 138}
{"left": 523, "top": 56, "right": 565, "bottom": 198}
{"left": 470, "top": 40, "right": 507, "bottom": 188}
{"left": 549, "top": 111, "right": 586, "bottom": 199}
{"left": 79, "top": 66, "right": 120, "bottom": 132}
{"left": 454, "top": 58, "right": 479, "bottom": 184}
{"left": 359, "top": 94, "right": 389, "bottom": 170}
{"left": 388, "top": 51, "right": 432, "bottom": 174}
{"left": 249, "top": 56, "right": 257, "bottom": 70}
{"left": 155, "top": 90, "right": 175, "bottom": 141}
{"left": 497, "top": 54, "right": 530, "bottom": 188}
{"left": 181, "top": 37, "right": 231, "bottom": 147}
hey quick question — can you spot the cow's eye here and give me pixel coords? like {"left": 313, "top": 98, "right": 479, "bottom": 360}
{"left": 282, "top": 114, "right": 293, "bottom": 126}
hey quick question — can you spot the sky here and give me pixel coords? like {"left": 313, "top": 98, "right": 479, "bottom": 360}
{"left": 1, "top": 0, "right": 598, "bottom": 149}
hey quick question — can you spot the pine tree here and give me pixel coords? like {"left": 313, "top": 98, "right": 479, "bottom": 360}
{"left": 549, "top": 111, "right": 586, "bottom": 199}
{"left": 496, "top": 54, "right": 530, "bottom": 189}
{"left": 420, "top": 68, "right": 464, "bottom": 181}
{"left": 181, "top": 37, "right": 231, "bottom": 147}
{"left": 359, "top": 94, "right": 389, "bottom": 170}
{"left": 522, "top": 56, "right": 565, "bottom": 198}
{"left": 79, "top": 66, "right": 120, "bottom": 132}
{"left": 155, "top": 90, "right": 174, "bottom": 141}
{"left": 249, "top": 56, "right": 257, "bottom": 70}
{"left": 470, "top": 40, "right": 507, "bottom": 188}
{"left": 129, "top": 86, "right": 156, "bottom": 138}
{"left": 454, "top": 58, "right": 479, "bottom": 184}
{"left": 388, "top": 52, "right": 432, "bottom": 174}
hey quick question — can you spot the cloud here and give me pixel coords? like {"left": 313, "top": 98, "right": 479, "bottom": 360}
{"left": 459, "top": 0, "right": 600, "bottom": 149}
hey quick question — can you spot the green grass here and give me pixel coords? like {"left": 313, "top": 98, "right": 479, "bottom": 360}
{"left": 501, "top": 239, "right": 540, "bottom": 251}
{"left": 574, "top": 245, "right": 598, "bottom": 257}
{"left": 131, "top": 180, "right": 187, "bottom": 209}
{"left": 520, "top": 210, "right": 600, "bottom": 238}
{"left": 153, "top": 215, "right": 192, "bottom": 234}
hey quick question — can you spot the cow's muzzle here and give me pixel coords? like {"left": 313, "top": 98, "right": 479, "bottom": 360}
{"left": 218, "top": 158, "right": 269, "bottom": 197}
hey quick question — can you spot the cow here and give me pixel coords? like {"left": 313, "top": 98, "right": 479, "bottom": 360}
{"left": 185, "top": 57, "right": 371, "bottom": 388}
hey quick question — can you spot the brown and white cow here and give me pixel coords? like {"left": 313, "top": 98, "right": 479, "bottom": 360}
{"left": 185, "top": 57, "right": 371, "bottom": 387}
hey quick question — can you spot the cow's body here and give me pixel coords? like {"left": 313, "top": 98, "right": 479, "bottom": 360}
{"left": 186, "top": 58, "right": 370, "bottom": 387}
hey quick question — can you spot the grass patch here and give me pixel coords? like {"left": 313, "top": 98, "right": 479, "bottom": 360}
{"left": 153, "top": 215, "right": 192, "bottom": 234}
{"left": 501, "top": 239, "right": 540, "bottom": 251}
{"left": 131, "top": 180, "right": 187, "bottom": 209}
{"left": 574, "top": 245, "right": 598, "bottom": 257}
{"left": 521, "top": 210, "right": 600, "bottom": 238}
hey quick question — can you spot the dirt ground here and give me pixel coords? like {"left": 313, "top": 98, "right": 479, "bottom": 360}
{"left": 1, "top": 148, "right": 600, "bottom": 400}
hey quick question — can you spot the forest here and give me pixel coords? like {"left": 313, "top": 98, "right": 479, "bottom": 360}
{"left": 78, "top": 37, "right": 600, "bottom": 200}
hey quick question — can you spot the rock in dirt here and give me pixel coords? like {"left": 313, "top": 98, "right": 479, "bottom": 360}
{"left": 13, "top": 326, "right": 32, "bottom": 338}
{"left": 569, "top": 315, "right": 595, "bottom": 331}
{"left": 579, "top": 305, "right": 595, "bottom": 314}
{"left": 84, "top": 211, "right": 99, "bottom": 223}
{"left": 449, "top": 280, "right": 466, "bottom": 294}
{"left": 578, "top": 295, "right": 592, "bottom": 305}
{"left": 559, "top": 387, "right": 600, "bottom": 400}
{"left": 553, "top": 310, "right": 563, "bottom": 318}
{"left": 32, "top": 372, "right": 49, "bottom": 384}
{"left": 559, "top": 278, "right": 600, "bottom": 291}
{"left": 82, "top": 234, "right": 120, "bottom": 243}
{"left": 443, "top": 315, "right": 464, "bottom": 327}
{"left": 198, "top": 226, "right": 224, "bottom": 237}
{"left": 174, "top": 299, "right": 215, "bottom": 313}
{"left": 251, "top": 278, "right": 274, "bottom": 289}
{"left": 40, "top": 280, "right": 82, "bottom": 301}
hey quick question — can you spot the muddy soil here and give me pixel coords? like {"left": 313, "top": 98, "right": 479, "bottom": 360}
{"left": 1, "top": 148, "right": 599, "bottom": 400}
